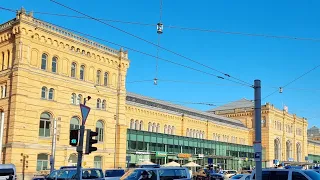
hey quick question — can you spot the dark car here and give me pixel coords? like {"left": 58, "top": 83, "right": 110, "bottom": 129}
{"left": 105, "top": 169, "right": 126, "bottom": 180}
{"left": 46, "top": 168, "right": 104, "bottom": 180}
{"left": 138, "top": 164, "right": 160, "bottom": 168}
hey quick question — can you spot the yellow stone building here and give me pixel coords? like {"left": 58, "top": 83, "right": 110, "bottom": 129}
{"left": 210, "top": 99, "right": 319, "bottom": 167}
{"left": 0, "top": 9, "right": 319, "bottom": 179}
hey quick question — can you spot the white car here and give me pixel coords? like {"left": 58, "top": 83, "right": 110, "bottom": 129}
{"left": 250, "top": 168, "right": 320, "bottom": 180}
{"left": 220, "top": 170, "right": 237, "bottom": 179}
{"left": 230, "top": 174, "right": 250, "bottom": 180}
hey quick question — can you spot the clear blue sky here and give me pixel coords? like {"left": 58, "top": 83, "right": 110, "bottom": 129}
{"left": 1, "top": 0, "right": 320, "bottom": 127}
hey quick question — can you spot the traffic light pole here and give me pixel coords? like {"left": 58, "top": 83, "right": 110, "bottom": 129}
{"left": 76, "top": 98, "right": 87, "bottom": 180}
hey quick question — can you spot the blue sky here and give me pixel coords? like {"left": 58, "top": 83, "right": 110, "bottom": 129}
{"left": 1, "top": 0, "right": 320, "bottom": 127}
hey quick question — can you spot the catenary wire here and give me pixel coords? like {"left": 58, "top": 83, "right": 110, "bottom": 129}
{"left": 2, "top": 7, "right": 320, "bottom": 43}
{"left": 263, "top": 64, "right": 320, "bottom": 100}
{"left": 47, "top": 1, "right": 253, "bottom": 87}
{"left": 0, "top": 6, "right": 250, "bottom": 87}
{"left": 29, "top": 17, "right": 251, "bottom": 87}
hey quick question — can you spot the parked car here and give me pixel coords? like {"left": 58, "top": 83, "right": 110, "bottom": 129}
{"left": 195, "top": 169, "right": 223, "bottom": 180}
{"left": 105, "top": 169, "right": 126, "bottom": 180}
{"left": 219, "top": 170, "right": 237, "bottom": 179}
{"left": 250, "top": 168, "right": 320, "bottom": 180}
{"left": 45, "top": 168, "right": 104, "bottom": 180}
{"left": 138, "top": 164, "right": 161, "bottom": 168}
{"left": 60, "top": 166, "right": 77, "bottom": 169}
{"left": 230, "top": 174, "right": 250, "bottom": 180}
{"left": 0, "top": 164, "right": 16, "bottom": 180}
{"left": 121, "top": 167, "right": 191, "bottom": 180}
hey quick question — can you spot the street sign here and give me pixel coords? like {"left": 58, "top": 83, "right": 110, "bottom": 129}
{"left": 80, "top": 104, "right": 91, "bottom": 125}
{"left": 254, "top": 152, "right": 261, "bottom": 161}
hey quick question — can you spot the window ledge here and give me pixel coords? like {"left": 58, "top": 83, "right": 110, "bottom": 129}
{"left": 39, "top": 137, "right": 51, "bottom": 140}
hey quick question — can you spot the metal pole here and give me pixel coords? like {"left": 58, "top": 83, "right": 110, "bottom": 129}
{"left": 50, "top": 118, "right": 57, "bottom": 172}
{"left": 114, "top": 63, "right": 121, "bottom": 168}
{"left": 76, "top": 99, "right": 86, "bottom": 180}
{"left": 254, "top": 80, "right": 262, "bottom": 180}
{"left": 0, "top": 112, "right": 4, "bottom": 164}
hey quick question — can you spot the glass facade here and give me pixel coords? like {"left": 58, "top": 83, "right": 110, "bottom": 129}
{"left": 127, "top": 129, "right": 256, "bottom": 170}
{"left": 308, "top": 154, "right": 320, "bottom": 163}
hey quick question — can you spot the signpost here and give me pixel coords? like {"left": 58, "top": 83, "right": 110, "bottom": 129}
{"left": 76, "top": 97, "right": 91, "bottom": 180}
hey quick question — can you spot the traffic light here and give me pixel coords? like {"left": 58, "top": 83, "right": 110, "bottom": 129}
{"left": 69, "top": 129, "right": 79, "bottom": 146}
{"left": 85, "top": 129, "right": 98, "bottom": 154}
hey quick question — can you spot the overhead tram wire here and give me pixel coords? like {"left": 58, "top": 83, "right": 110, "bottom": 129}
{"left": 263, "top": 64, "right": 320, "bottom": 100}
{"left": 2, "top": 7, "right": 320, "bottom": 43}
{"left": 20, "top": 12, "right": 250, "bottom": 87}
{"left": 48, "top": 0, "right": 253, "bottom": 87}
{"left": 153, "top": 0, "right": 164, "bottom": 85}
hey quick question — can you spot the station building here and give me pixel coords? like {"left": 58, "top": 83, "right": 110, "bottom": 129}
{"left": 0, "top": 9, "right": 319, "bottom": 179}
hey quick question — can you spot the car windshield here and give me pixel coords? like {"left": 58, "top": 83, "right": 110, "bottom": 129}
{"left": 106, "top": 170, "right": 125, "bottom": 177}
{"left": 304, "top": 170, "right": 320, "bottom": 180}
{"left": 120, "top": 169, "right": 142, "bottom": 180}
{"left": 231, "top": 174, "right": 243, "bottom": 179}
{"left": 0, "top": 169, "right": 14, "bottom": 176}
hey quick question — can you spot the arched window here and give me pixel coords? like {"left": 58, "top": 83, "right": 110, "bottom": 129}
{"left": 104, "top": 72, "right": 108, "bottom": 86}
{"left": 97, "top": 98, "right": 101, "bottom": 109}
{"left": 196, "top": 130, "right": 200, "bottom": 138}
{"left": 39, "top": 112, "right": 51, "bottom": 137}
{"left": 135, "top": 120, "right": 139, "bottom": 130}
{"left": 70, "top": 116, "right": 80, "bottom": 130}
{"left": 152, "top": 123, "right": 156, "bottom": 132}
{"left": 96, "top": 121, "right": 104, "bottom": 142}
{"left": 139, "top": 121, "right": 143, "bottom": 130}
{"left": 274, "top": 138, "right": 281, "bottom": 160}
{"left": 286, "top": 140, "right": 292, "bottom": 160}
{"left": 41, "top": 54, "right": 47, "bottom": 70}
{"left": 94, "top": 156, "right": 102, "bottom": 168}
{"left": 36, "top": 153, "right": 49, "bottom": 171}
{"left": 71, "top": 93, "right": 76, "bottom": 104}
{"left": 130, "top": 119, "right": 135, "bottom": 129}
{"left": 148, "top": 122, "right": 152, "bottom": 132}
{"left": 48, "top": 88, "right": 54, "bottom": 100}
{"left": 41, "top": 86, "right": 47, "bottom": 99}
{"left": 68, "top": 154, "right": 77, "bottom": 166}
{"left": 164, "top": 125, "right": 167, "bottom": 134}
{"left": 101, "top": 100, "right": 106, "bottom": 110}
{"left": 172, "top": 126, "right": 175, "bottom": 135}
{"left": 168, "top": 125, "right": 172, "bottom": 135}
{"left": 296, "top": 143, "right": 302, "bottom": 162}
{"left": 77, "top": 94, "right": 82, "bottom": 105}
{"left": 187, "top": 129, "right": 190, "bottom": 137}
{"left": 71, "top": 62, "right": 76, "bottom": 78}
{"left": 52, "top": 57, "right": 57, "bottom": 73}
{"left": 200, "top": 132, "right": 203, "bottom": 139}
{"left": 156, "top": 123, "right": 160, "bottom": 133}
{"left": 80, "top": 65, "right": 85, "bottom": 80}
{"left": 96, "top": 70, "right": 101, "bottom": 85}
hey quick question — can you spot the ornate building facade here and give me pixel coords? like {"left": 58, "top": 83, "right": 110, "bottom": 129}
{"left": 0, "top": 9, "right": 319, "bottom": 179}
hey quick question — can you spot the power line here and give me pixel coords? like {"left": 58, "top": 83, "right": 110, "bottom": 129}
{"left": 47, "top": 1, "right": 253, "bottom": 87}
{"left": 2, "top": 7, "right": 320, "bottom": 43}
{"left": 263, "top": 64, "right": 320, "bottom": 100}
{"left": 26, "top": 16, "right": 250, "bottom": 87}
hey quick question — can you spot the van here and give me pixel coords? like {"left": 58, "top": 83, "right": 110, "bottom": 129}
{"left": 121, "top": 167, "right": 191, "bottom": 180}
{"left": 0, "top": 164, "right": 16, "bottom": 180}
{"left": 45, "top": 168, "right": 104, "bottom": 180}
{"left": 250, "top": 168, "right": 320, "bottom": 180}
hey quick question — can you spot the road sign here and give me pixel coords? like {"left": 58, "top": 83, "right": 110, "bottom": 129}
{"left": 80, "top": 104, "right": 91, "bottom": 125}
{"left": 254, "top": 152, "right": 261, "bottom": 161}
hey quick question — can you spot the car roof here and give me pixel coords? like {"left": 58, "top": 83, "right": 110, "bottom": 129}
{"left": 134, "top": 167, "right": 187, "bottom": 170}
